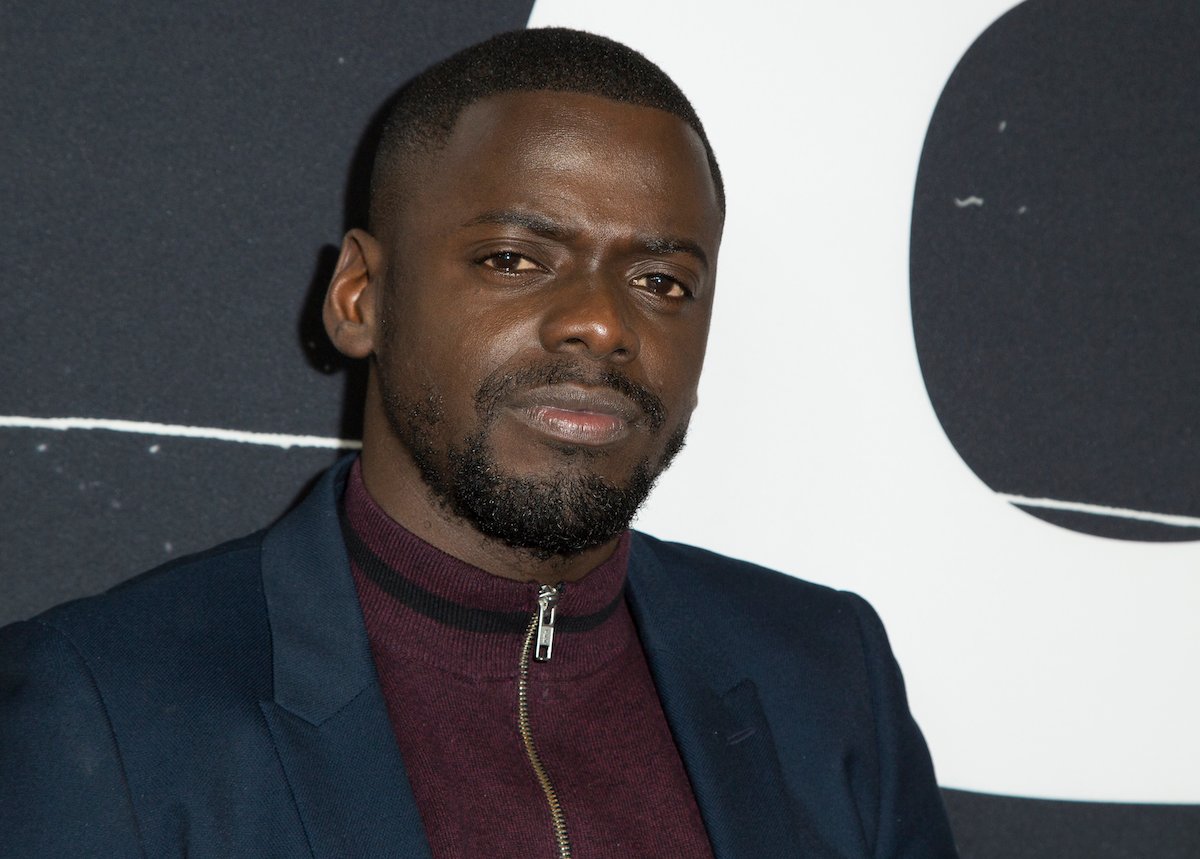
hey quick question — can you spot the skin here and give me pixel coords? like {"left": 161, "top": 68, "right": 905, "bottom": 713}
{"left": 324, "top": 90, "right": 724, "bottom": 584}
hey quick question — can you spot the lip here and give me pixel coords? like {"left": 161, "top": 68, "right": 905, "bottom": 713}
{"left": 506, "top": 384, "right": 640, "bottom": 446}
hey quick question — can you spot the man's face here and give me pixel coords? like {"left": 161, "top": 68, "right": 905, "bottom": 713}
{"left": 369, "top": 90, "right": 723, "bottom": 556}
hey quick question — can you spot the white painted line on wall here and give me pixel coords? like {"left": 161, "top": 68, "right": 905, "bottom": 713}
{"left": 0, "top": 416, "right": 361, "bottom": 451}
{"left": 998, "top": 493, "right": 1200, "bottom": 529}
{"left": 5, "top": 415, "right": 1199, "bottom": 527}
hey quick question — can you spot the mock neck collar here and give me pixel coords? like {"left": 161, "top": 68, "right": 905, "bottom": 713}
{"left": 341, "top": 457, "right": 633, "bottom": 679}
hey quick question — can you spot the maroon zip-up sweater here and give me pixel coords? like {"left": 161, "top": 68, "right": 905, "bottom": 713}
{"left": 342, "top": 460, "right": 714, "bottom": 858}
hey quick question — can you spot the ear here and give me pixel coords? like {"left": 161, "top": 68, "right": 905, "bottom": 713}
{"left": 323, "top": 228, "right": 385, "bottom": 359}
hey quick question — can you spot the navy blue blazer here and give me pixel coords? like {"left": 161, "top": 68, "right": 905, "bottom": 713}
{"left": 1, "top": 459, "right": 957, "bottom": 857}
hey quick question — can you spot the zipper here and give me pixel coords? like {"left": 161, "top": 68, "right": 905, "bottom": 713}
{"left": 518, "top": 583, "right": 571, "bottom": 859}
{"left": 534, "top": 582, "right": 559, "bottom": 662}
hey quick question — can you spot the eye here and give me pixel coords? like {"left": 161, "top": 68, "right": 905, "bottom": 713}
{"left": 478, "top": 251, "right": 543, "bottom": 274}
{"left": 631, "top": 272, "right": 692, "bottom": 299}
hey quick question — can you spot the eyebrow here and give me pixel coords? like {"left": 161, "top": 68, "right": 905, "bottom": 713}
{"left": 461, "top": 210, "right": 574, "bottom": 241}
{"left": 640, "top": 235, "right": 709, "bottom": 271}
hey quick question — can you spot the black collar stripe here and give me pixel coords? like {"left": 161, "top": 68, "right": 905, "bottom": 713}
{"left": 339, "top": 511, "right": 623, "bottom": 635}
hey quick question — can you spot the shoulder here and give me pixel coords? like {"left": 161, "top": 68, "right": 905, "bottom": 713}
{"left": 0, "top": 534, "right": 277, "bottom": 811}
{"left": 0, "top": 530, "right": 303, "bottom": 854}
{"left": 627, "top": 530, "right": 895, "bottom": 711}
{"left": 34, "top": 530, "right": 264, "bottom": 630}
{"left": 628, "top": 533, "right": 957, "bottom": 854}
{"left": 629, "top": 530, "right": 875, "bottom": 641}
{"left": 2, "top": 531, "right": 272, "bottom": 702}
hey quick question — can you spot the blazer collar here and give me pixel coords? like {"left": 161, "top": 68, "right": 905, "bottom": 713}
{"left": 261, "top": 456, "right": 372, "bottom": 724}
{"left": 258, "top": 456, "right": 432, "bottom": 858}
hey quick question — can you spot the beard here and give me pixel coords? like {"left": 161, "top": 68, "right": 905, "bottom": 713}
{"left": 381, "top": 361, "right": 688, "bottom": 559}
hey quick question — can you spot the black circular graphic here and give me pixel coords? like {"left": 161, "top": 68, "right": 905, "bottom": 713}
{"left": 911, "top": 0, "right": 1200, "bottom": 541}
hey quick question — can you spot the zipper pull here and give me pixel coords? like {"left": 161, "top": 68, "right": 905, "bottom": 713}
{"left": 534, "top": 584, "right": 561, "bottom": 662}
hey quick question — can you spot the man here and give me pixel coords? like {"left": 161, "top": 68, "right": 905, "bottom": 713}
{"left": 1, "top": 28, "right": 957, "bottom": 858}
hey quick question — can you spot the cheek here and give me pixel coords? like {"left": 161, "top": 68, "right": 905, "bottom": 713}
{"left": 392, "top": 300, "right": 541, "bottom": 423}
{"left": 643, "top": 317, "right": 711, "bottom": 406}
{"left": 449, "top": 310, "right": 542, "bottom": 410}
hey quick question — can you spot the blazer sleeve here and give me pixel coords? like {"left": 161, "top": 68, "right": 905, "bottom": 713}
{"left": 0, "top": 619, "right": 144, "bottom": 858}
{"left": 844, "top": 593, "right": 959, "bottom": 859}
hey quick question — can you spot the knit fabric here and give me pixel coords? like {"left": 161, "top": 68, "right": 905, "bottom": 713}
{"left": 342, "top": 459, "right": 714, "bottom": 858}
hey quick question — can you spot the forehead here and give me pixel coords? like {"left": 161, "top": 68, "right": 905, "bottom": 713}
{"left": 397, "top": 90, "right": 722, "bottom": 243}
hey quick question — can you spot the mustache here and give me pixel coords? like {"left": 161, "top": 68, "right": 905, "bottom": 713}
{"left": 475, "top": 362, "right": 667, "bottom": 432}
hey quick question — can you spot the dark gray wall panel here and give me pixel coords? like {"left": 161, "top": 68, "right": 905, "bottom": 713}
{"left": 1, "top": 0, "right": 534, "bottom": 624}
{"left": 3, "top": 426, "right": 340, "bottom": 621}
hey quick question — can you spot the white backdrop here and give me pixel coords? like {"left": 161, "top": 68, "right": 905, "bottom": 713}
{"left": 529, "top": 0, "right": 1200, "bottom": 803}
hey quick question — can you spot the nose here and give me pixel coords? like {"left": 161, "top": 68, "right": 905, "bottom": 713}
{"left": 538, "top": 275, "right": 640, "bottom": 363}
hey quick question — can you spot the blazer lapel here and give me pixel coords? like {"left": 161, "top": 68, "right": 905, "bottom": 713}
{"left": 627, "top": 534, "right": 832, "bottom": 858}
{"left": 258, "top": 459, "right": 432, "bottom": 859}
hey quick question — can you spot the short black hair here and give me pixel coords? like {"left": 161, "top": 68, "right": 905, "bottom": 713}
{"left": 369, "top": 27, "right": 724, "bottom": 229}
